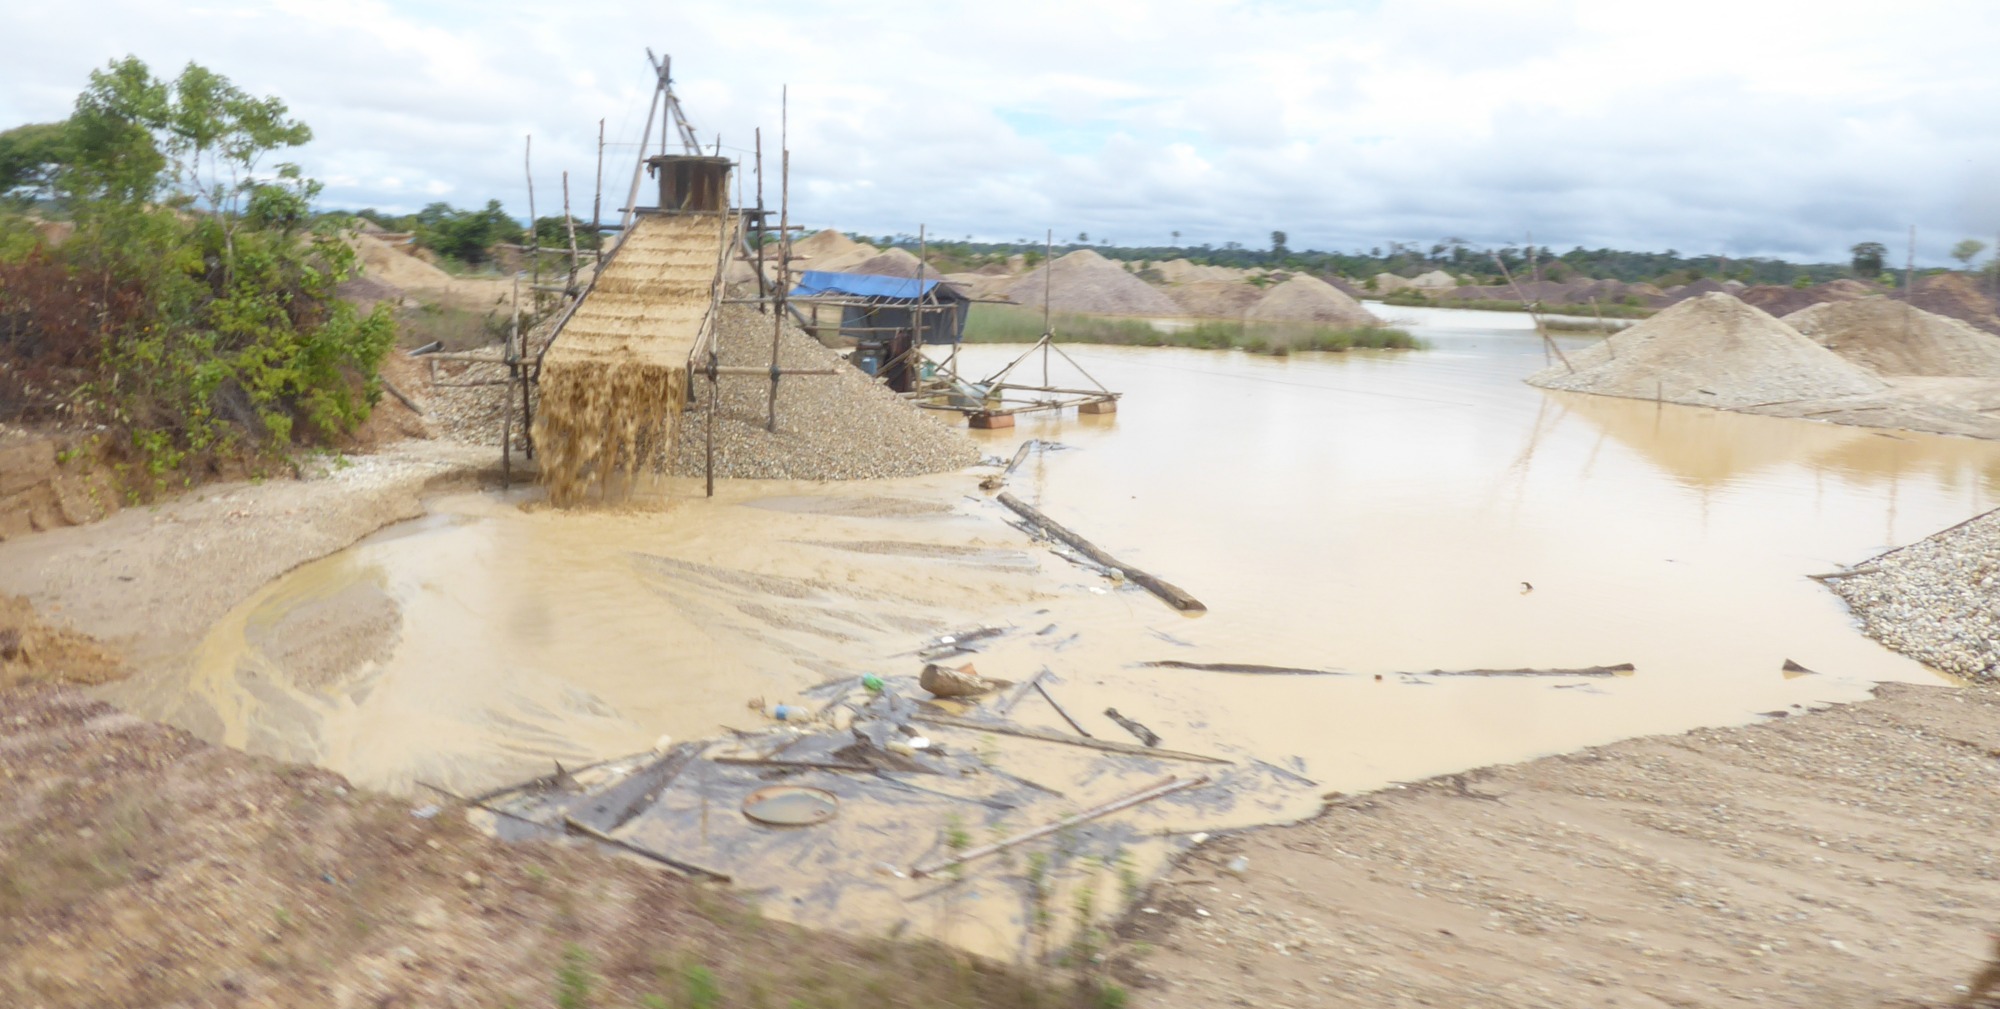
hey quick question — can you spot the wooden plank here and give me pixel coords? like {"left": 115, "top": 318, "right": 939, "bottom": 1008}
{"left": 996, "top": 492, "right": 1206, "bottom": 613}
{"left": 911, "top": 712, "right": 1229, "bottom": 765}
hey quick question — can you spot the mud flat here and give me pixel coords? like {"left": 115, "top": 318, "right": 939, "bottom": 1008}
{"left": 1114, "top": 681, "right": 2000, "bottom": 1008}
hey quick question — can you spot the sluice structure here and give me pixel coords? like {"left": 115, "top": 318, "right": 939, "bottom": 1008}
{"left": 534, "top": 210, "right": 732, "bottom": 506}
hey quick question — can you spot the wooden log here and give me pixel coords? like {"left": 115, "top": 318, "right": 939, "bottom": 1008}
{"left": 562, "top": 816, "right": 731, "bottom": 881}
{"left": 1411, "top": 663, "right": 1634, "bottom": 678}
{"left": 911, "top": 712, "right": 1228, "bottom": 764}
{"left": 995, "top": 668, "right": 1049, "bottom": 715}
{"left": 910, "top": 775, "right": 1207, "bottom": 877}
{"left": 379, "top": 377, "right": 424, "bottom": 416}
{"left": 1144, "top": 660, "right": 1346, "bottom": 676}
{"left": 1104, "top": 707, "right": 1161, "bottom": 747}
{"left": 1035, "top": 680, "right": 1093, "bottom": 738}
{"left": 995, "top": 492, "right": 1205, "bottom": 613}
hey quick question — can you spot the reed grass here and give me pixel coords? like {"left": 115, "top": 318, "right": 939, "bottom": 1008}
{"left": 963, "top": 305, "right": 1421, "bottom": 355}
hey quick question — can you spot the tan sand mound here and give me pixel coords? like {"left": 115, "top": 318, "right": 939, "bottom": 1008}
{"left": 1153, "top": 259, "right": 1245, "bottom": 284}
{"left": 1527, "top": 293, "right": 1887, "bottom": 409}
{"left": 1738, "top": 281, "right": 1874, "bottom": 317}
{"left": 1006, "top": 249, "right": 1181, "bottom": 316}
{"left": 1410, "top": 269, "right": 1456, "bottom": 290}
{"left": 1245, "top": 275, "right": 1381, "bottom": 328}
{"left": 348, "top": 233, "right": 512, "bottom": 313}
{"left": 790, "top": 229, "right": 881, "bottom": 273}
{"left": 845, "top": 248, "right": 934, "bottom": 279}
{"left": 1910, "top": 273, "right": 2000, "bottom": 335}
{"left": 1782, "top": 299, "right": 2000, "bottom": 378}
{"left": 1165, "top": 281, "right": 1265, "bottom": 318}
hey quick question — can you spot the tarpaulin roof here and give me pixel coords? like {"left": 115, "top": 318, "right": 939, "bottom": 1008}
{"left": 790, "top": 271, "right": 948, "bottom": 301}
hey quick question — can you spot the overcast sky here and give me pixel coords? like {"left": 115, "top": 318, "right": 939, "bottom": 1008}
{"left": 6, "top": 0, "right": 1996, "bottom": 263}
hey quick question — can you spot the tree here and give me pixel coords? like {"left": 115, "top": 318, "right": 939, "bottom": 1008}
{"left": 1171, "top": 230, "right": 1180, "bottom": 247}
{"left": 0, "top": 122, "right": 73, "bottom": 202}
{"left": 1270, "top": 230, "right": 1289, "bottom": 258}
{"left": 1952, "top": 239, "right": 1987, "bottom": 268}
{"left": 414, "top": 200, "right": 520, "bottom": 265}
{"left": 1851, "top": 241, "right": 1888, "bottom": 278}
{"left": 1076, "top": 231, "right": 1088, "bottom": 244}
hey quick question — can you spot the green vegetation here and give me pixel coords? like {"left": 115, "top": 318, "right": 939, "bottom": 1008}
{"left": 0, "top": 56, "right": 393, "bottom": 486}
{"left": 964, "top": 304, "right": 1419, "bottom": 355}
{"left": 1381, "top": 289, "right": 1655, "bottom": 318}
{"left": 1851, "top": 241, "right": 1888, "bottom": 277}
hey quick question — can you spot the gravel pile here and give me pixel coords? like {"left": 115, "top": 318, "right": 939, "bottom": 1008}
{"left": 1245, "top": 274, "right": 1381, "bottom": 327}
{"left": 672, "top": 298, "right": 979, "bottom": 479}
{"left": 1527, "top": 292, "right": 1887, "bottom": 408}
{"left": 1827, "top": 510, "right": 2000, "bottom": 681}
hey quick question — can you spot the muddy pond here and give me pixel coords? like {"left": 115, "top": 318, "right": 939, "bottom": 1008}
{"left": 130, "top": 303, "right": 2000, "bottom": 956}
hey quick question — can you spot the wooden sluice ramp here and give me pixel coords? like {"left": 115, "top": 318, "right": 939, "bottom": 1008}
{"left": 535, "top": 213, "right": 732, "bottom": 506}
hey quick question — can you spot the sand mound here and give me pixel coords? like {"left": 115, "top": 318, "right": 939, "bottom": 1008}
{"left": 1164, "top": 281, "right": 1265, "bottom": 318}
{"left": 1372, "top": 273, "right": 1415, "bottom": 293}
{"left": 1781, "top": 299, "right": 2000, "bottom": 378}
{"left": 791, "top": 230, "right": 881, "bottom": 273}
{"left": 1910, "top": 273, "right": 2000, "bottom": 335}
{"left": 846, "top": 248, "right": 933, "bottom": 279}
{"left": 1245, "top": 275, "right": 1381, "bottom": 327}
{"left": 347, "top": 233, "right": 512, "bottom": 313}
{"left": 674, "top": 297, "right": 979, "bottom": 479}
{"left": 1152, "top": 259, "right": 1247, "bottom": 285}
{"left": 944, "top": 272, "right": 1012, "bottom": 301}
{"left": 1527, "top": 293, "right": 1887, "bottom": 408}
{"left": 1410, "top": 270, "right": 1457, "bottom": 290}
{"left": 1006, "top": 249, "right": 1181, "bottom": 316}
{"left": 1737, "top": 281, "right": 1875, "bottom": 317}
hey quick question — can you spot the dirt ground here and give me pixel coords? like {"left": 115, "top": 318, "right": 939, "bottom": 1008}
{"left": 1114, "top": 681, "right": 2000, "bottom": 1008}
{"left": 0, "top": 685, "right": 1087, "bottom": 1009}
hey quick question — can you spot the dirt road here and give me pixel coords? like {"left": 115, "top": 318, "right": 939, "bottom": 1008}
{"left": 1115, "top": 681, "right": 2000, "bottom": 1008}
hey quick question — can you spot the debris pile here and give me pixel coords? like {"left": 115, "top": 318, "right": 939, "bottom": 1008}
{"left": 1526, "top": 292, "right": 1886, "bottom": 409}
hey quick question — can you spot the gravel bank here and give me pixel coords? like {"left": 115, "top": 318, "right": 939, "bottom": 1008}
{"left": 671, "top": 299, "right": 980, "bottom": 480}
{"left": 1827, "top": 509, "right": 2000, "bottom": 681}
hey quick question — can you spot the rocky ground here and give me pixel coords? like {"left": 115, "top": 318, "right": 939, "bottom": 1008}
{"left": 1827, "top": 509, "right": 2000, "bottom": 682}
{"left": 1114, "top": 681, "right": 2000, "bottom": 1008}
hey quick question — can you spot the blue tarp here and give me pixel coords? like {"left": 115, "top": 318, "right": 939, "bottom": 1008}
{"left": 790, "top": 271, "right": 941, "bottom": 301}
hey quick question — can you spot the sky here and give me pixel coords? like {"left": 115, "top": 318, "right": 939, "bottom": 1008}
{"left": 5, "top": 0, "right": 1997, "bottom": 264}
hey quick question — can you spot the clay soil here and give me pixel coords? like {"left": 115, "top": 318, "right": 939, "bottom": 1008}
{"left": 1115, "top": 682, "right": 2000, "bottom": 1008}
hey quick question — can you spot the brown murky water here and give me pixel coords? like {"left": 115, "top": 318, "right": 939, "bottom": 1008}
{"left": 163, "top": 303, "right": 2000, "bottom": 957}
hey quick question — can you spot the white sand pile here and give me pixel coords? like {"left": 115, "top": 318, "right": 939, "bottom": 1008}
{"left": 1152, "top": 259, "right": 1247, "bottom": 285}
{"left": 1165, "top": 281, "right": 1264, "bottom": 318}
{"left": 1372, "top": 273, "right": 1416, "bottom": 293}
{"left": 1410, "top": 270, "right": 1457, "bottom": 290}
{"left": 1245, "top": 275, "right": 1381, "bottom": 328}
{"left": 674, "top": 298, "right": 979, "bottom": 480}
{"left": 1527, "top": 293, "right": 1887, "bottom": 408}
{"left": 1782, "top": 300, "right": 2000, "bottom": 378}
{"left": 1006, "top": 249, "right": 1181, "bottom": 316}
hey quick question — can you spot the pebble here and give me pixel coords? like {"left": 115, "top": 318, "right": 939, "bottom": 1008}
{"left": 1829, "top": 511, "right": 2000, "bottom": 682}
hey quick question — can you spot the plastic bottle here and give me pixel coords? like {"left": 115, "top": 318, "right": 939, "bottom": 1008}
{"left": 861, "top": 673, "right": 884, "bottom": 693}
{"left": 769, "top": 703, "right": 808, "bottom": 721}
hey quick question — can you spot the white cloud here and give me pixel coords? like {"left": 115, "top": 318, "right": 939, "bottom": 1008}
{"left": 3, "top": 0, "right": 1996, "bottom": 262}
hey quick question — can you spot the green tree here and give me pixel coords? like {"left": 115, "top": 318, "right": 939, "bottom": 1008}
{"left": 0, "top": 122, "right": 73, "bottom": 202}
{"left": 1850, "top": 241, "right": 1888, "bottom": 278}
{"left": 1270, "top": 230, "right": 1289, "bottom": 258}
{"left": 1951, "top": 239, "right": 1987, "bottom": 268}
{"left": 413, "top": 200, "right": 520, "bottom": 265}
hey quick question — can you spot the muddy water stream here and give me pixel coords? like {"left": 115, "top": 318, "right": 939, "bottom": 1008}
{"left": 151, "top": 303, "right": 2000, "bottom": 957}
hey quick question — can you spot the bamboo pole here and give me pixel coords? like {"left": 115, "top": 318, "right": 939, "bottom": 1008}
{"left": 525, "top": 135, "right": 539, "bottom": 304}
{"left": 562, "top": 171, "right": 580, "bottom": 295}
{"left": 995, "top": 492, "right": 1206, "bottom": 612}
{"left": 910, "top": 775, "right": 1207, "bottom": 877}
{"left": 755, "top": 127, "right": 766, "bottom": 313}
{"left": 591, "top": 118, "right": 604, "bottom": 236}
{"left": 911, "top": 711, "right": 1228, "bottom": 764}
{"left": 1494, "top": 254, "right": 1572, "bottom": 373}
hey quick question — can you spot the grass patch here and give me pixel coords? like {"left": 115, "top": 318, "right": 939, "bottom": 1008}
{"left": 394, "top": 301, "right": 509, "bottom": 352}
{"left": 964, "top": 304, "right": 1420, "bottom": 355}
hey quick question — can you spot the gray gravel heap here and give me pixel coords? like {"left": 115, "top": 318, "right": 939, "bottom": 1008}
{"left": 671, "top": 300, "right": 980, "bottom": 479}
{"left": 1829, "top": 509, "right": 2000, "bottom": 681}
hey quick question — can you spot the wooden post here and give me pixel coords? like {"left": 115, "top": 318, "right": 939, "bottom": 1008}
{"left": 562, "top": 171, "right": 580, "bottom": 296}
{"left": 1494, "top": 253, "right": 1572, "bottom": 373}
{"left": 755, "top": 128, "right": 765, "bottom": 313}
{"left": 591, "top": 118, "right": 604, "bottom": 236}
{"left": 525, "top": 135, "right": 539, "bottom": 309}
{"left": 766, "top": 88, "right": 788, "bottom": 433}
